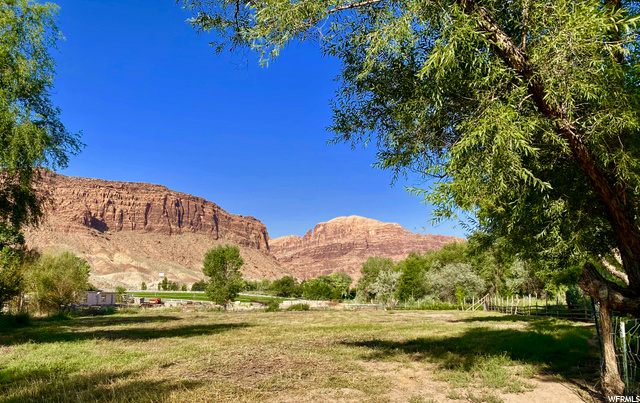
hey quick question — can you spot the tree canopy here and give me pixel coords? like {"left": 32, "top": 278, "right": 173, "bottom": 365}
{"left": 180, "top": 0, "right": 640, "bottom": 394}
{"left": 0, "top": 0, "right": 82, "bottom": 311}
{"left": 202, "top": 244, "right": 245, "bottom": 307}
{"left": 0, "top": 0, "right": 82, "bottom": 235}
{"left": 26, "top": 251, "right": 90, "bottom": 314}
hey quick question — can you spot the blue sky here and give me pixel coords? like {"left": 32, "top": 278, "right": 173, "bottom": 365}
{"left": 50, "top": 0, "right": 467, "bottom": 239}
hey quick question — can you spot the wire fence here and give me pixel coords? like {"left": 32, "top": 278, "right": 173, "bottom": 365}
{"left": 611, "top": 316, "right": 640, "bottom": 396}
{"left": 484, "top": 295, "right": 595, "bottom": 322}
{"left": 482, "top": 294, "right": 640, "bottom": 395}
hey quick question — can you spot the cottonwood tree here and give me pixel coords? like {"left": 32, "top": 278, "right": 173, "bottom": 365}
{"left": 0, "top": 1, "right": 82, "bottom": 309}
{"left": 202, "top": 244, "right": 244, "bottom": 308}
{"left": 180, "top": 0, "right": 640, "bottom": 394}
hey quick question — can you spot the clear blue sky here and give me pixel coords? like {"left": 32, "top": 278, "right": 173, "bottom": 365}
{"left": 50, "top": 0, "right": 467, "bottom": 239}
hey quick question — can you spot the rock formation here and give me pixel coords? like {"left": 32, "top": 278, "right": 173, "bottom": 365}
{"left": 270, "top": 216, "right": 465, "bottom": 281}
{"left": 23, "top": 171, "right": 291, "bottom": 290}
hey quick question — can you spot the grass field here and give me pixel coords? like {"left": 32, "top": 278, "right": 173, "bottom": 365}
{"left": 125, "top": 292, "right": 284, "bottom": 303}
{"left": 0, "top": 309, "right": 598, "bottom": 402}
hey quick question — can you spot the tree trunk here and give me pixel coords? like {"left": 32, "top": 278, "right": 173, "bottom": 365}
{"left": 597, "top": 301, "right": 626, "bottom": 396}
{"left": 579, "top": 263, "right": 626, "bottom": 396}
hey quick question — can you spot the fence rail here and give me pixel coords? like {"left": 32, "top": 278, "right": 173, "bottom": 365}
{"left": 484, "top": 295, "right": 595, "bottom": 322}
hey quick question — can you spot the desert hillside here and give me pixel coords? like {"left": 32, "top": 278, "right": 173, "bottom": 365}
{"left": 270, "top": 215, "right": 465, "bottom": 281}
{"left": 23, "top": 171, "right": 291, "bottom": 290}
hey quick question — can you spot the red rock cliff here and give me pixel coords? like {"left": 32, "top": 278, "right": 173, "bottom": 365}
{"left": 270, "top": 216, "right": 465, "bottom": 280}
{"left": 37, "top": 170, "right": 269, "bottom": 250}
{"left": 23, "top": 171, "right": 291, "bottom": 290}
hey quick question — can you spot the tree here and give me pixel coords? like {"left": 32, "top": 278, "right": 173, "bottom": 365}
{"left": 160, "top": 277, "right": 168, "bottom": 291}
{"left": 425, "top": 263, "right": 486, "bottom": 304}
{"left": 181, "top": 0, "right": 640, "bottom": 393}
{"left": 326, "top": 272, "right": 353, "bottom": 299}
{"left": 181, "top": 283, "right": 187, "bottom": 291}
{"left": 358, "top": 257, "right": 394, "bottom": 299}
{"left": 302, "top": 277, "right": 336, "bottom": 300}
{"left": 26, "top": 251, "right": 90, "bottom": 314}
{"left": 272, "top": 275, "right": 301, "bottom": 297}
{"left": 115, "top": 286, "right": 126, "bottom": 303}
{"left": 191, "top": 279, "right": 207, "bottom": 291}
{"left": 202, "top": 244, "right": 244, "bottom": 307}
{"left": 0, "top": 1, "right": 82, "bottom": 311}
{"left": 396, "top": 253, "right": 429, "bottom": 301}
{"left": 141, "top": 282, "right": 147, "bottom": 290}
{"left": 0, "top": 247, "right": 23, "bottom": 310}
{"left": 370, "top": 270, "right": 401, "bottom": 308}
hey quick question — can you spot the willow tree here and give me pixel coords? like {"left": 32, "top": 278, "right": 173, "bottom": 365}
{"left": 179, "top": 0, "right": 640, "bottom": 394}
{"left": 0, "top": 0, "right": 82, "bottom": 308}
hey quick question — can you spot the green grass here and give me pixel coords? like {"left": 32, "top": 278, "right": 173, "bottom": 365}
{"left": 126, "top": 291, "right": 284, "bottom": 303}
{"left": 0, "top": 310, "right": 598, "bottom": 402}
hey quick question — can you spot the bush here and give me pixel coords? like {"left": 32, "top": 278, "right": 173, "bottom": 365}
{"left": 265, "top": 299, "right": 281, "bottom": 312}
{"left": 26, "top": 251, "right": 91, "bottom": 314}
{"left": 191, "top": 279, "right": 207, "bottom": 291}
{"left": 413, "top": 297, "right": 460, "bottom": 310}
{"left": 287, "top": 303, "right": 310, "bottom": 311}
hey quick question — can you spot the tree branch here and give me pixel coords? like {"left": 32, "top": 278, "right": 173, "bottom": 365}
{"left": 600, "top": 254, "right": 630, "bottom": 285}
{"left": 520, "top": 0, "right": 530, "bottom": 51}
{"left": 328, "top": 0, "right": 387, "bottom": 14}
{"left": 458, "top": 0, "right": 640, "bottom": 290}
{"left": 579, "top": 262, "right": 640, "bottom": 315}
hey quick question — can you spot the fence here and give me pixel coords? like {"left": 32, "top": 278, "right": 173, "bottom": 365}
{"left": 610, "top": 316, "right": 640, "bottom": 396}
{"left": 484, "top": 295, "right": 595, "bottom": 322}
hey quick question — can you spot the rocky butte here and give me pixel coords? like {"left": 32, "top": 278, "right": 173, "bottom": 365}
{"left": 270, "top": 216, "right": 465, "bottom": 281}
{"left": 23, "top": 171, "right": 291, "bottom": 290}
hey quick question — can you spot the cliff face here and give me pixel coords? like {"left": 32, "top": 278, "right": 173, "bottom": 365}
{"left": 36, "top": 170, "right": 269, "bottom": 250}
{"left": 23, "top": 171, "right": 290, "bottom": 289}
{"left": 270, "top": 216, "right": 465, "bottom": 280}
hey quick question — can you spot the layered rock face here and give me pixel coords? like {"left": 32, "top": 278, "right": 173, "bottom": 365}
{"left": 23, "top": 171, "right": 290, "bottom": 289}
{"left": 270, "top": 216, "right": 465, "bottom": 281}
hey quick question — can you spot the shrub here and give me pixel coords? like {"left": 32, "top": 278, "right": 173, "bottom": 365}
{"left": 191, "top": 280, "right": 207, "bottom": 291}
{"left": 287, "top": 303, "right": 310, "bottom": 311}
{"left": 265, "top": 299, "right": 281, "bottom": 312}
{"left": 414, "top": 297, "right": 460, "bottom": 310}
{"left": 26, "top": 251, "right": 91, "bottom": 314}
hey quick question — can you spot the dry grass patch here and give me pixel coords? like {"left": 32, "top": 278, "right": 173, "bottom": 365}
{"left": 0, "top": 310, "right": 596, "bottom": 402}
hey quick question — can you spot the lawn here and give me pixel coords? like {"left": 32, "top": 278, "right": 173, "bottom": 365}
{"left": 0, "top": 309, "right": 598, "bottom": 402}
{"left": 125, "top": 292, "right": 284, "bottom": 304}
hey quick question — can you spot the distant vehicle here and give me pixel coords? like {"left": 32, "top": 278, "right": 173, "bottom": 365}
{"left": 148, "top": 298, "right": 163, "bottom": 305}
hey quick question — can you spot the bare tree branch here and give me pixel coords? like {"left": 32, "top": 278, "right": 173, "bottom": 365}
{"left": 328, "top": 0, "right": 387, "bottom": 14}
{"left": 601, "top": 254, "right": 630, "bottom": 285}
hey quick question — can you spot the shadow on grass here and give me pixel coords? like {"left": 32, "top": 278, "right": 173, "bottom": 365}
{"left": 43, "top": 314, "right": 183, "bottom": 328}
{"left": 1, "top": 369, "right": 205, "bottom": 403}
{"left": 342, "top": 321, "right": 595, "bottom": 377}
{"left": 0, "top": 316, "right": 251, "bottom": 345}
